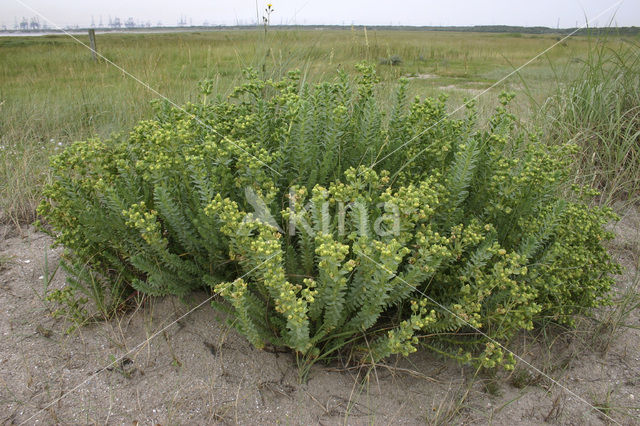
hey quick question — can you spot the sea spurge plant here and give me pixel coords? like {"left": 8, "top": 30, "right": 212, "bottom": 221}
{"left": 38, "top": 65, "right": 620, "bottom": 378}
{"left": 204, "top": 187, "right": 443, "bottom": 375}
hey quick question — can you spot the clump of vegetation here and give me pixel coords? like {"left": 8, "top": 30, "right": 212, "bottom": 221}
{"left": 544, "top": 38, "right": 640, "bottom": 206}
{"left": 39, "top": 64, "right": 620, "bottom": 379}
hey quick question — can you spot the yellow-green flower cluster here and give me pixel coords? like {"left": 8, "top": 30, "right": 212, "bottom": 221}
{"left": 214, "top": 278, "right": 266, "bottom": 348}
{"left": 206, "top": 195, "right": 312, "bottom": 352}
{"left": 123, "top": 202, "right": 167, "bottom": 250}
{"left": 380, "top": 300, "right": 437, "bottom": 358}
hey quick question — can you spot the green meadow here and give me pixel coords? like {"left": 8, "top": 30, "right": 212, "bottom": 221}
{"left": 0, "top": 28, "right": 637, "bottom": 224}
{"left": 1, "top": 28, "right": 634, "bottom": 225}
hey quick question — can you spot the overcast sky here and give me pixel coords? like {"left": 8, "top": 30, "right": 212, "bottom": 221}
{"left": 2, "top": 0, "right": 639, "bottom": 29}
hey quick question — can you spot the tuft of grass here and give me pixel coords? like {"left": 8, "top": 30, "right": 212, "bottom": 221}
{"left": 589, "top": 258, "right": 640, "bottom": 355}
{"left": 426, "top": 382, "right": 471, "bottom": 425}
{"left": 0, "top": 135, "right": 51, "bottom": 226}
{"left": 591, "top": 387, "right": 617, "bottom": 420}
{"left": 543, "top": 36, "right": 640, "bottom": 207}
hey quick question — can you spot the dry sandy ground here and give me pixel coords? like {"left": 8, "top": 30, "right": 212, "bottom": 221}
{"left": 1, "top": 209, "right": 639, "bottom": 425}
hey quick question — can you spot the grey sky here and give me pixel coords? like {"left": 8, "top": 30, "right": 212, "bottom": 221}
{"left": 2, "top": 0, "right": 639, "bottom": 29}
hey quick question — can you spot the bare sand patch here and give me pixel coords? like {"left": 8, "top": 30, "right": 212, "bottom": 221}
{"left": 1, "top": 214, "right": 638, "bottom": 424}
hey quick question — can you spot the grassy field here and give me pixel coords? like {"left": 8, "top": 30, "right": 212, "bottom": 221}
{"left": 1, "top": 28, "right": 634, "bottom": 225}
